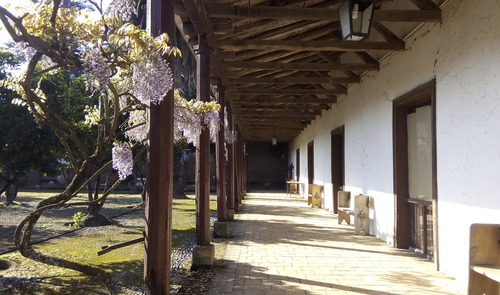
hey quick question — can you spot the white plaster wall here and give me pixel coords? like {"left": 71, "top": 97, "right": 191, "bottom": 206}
{"left": 289, "top": 0, "right": 500, "bottom": 286}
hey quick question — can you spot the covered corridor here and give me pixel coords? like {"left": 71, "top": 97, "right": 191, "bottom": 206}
{"left": 209, "top": 192, "right": 466, "bottom": 295}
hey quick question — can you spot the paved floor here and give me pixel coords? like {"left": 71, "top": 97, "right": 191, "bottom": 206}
{"left": 209, "top": 192, "right": 466, "bottom": 295}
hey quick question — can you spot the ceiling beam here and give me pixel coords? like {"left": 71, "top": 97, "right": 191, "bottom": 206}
{"left": 235, "top": 97, "right": 337, "bottom": 104}
{"left": 240, "top": 114, "right": 317, "bottom": 120}
{"left": 371, "top": 22, "right": 403, "bottom": 43}
{"left": 224, "top": 61, "right": 379, "bottom": 71}
{"left": 218, "top": 39, "right": 405, "bottom": 52}
{"left": 205, "top": 5, "right": 441, "bottom": 22}
{"left": 236, "top": 109, "right": 322, "bottom": 116}
{"left": 410, "top": 0, "right": 440, "bottom": 10}
{"left": 232, "top": 88, "right": 346, "bottom": 95}
{"left": 228, "top": 77, "right": 360, "bottom": 84}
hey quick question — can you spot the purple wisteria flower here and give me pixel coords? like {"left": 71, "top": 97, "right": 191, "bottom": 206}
{"left": 132, "top": 58, "right": 173, "bottom": 105}
{"left": 106, "top": 0, "right": 137, "bottom": 21}
{"left": 112, "top": 142, "right": 133, "bottom": 180}
{"left": 12, "top": 42, "right": 36, "bottom": 62}
{"left": 82, "top": 48, "right": 111, "bottom": 96}
{"left": 124, "top": 110, "right": 147, "bottom": 142}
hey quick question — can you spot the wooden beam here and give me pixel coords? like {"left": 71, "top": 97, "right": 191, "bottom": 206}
{"left": 241, "top": 125, "right": 306, "bottom": 130}
{"left": 373, "top": 10, "right": 440, "bottom": 22}
{"left": 233, "top": 88, "right": 346, "bottom": 95}
{"left": 240, "top": 114, "right": 317, "bottom": 120}
{"left": 219, "top": 51, "right": 235, "bottom": 60}
{"left": 228, "top": 77, "right": 360, "bottom": 84}
{"left": 224, "top": 61, "right": 379, "bottom": 71}
{"left": 371, "top": 22, "right": 403, "bottom": 43}
{"left": 318, "top": 52, "right": 360, "bottom": 80}
{"left": 205, "top": 5, "right": 441, "bottom": 22}
{"left": 235, "top": 104, "right": 330, "bottom": 111}
{"left": 410, "top": 0, "right": 440, "bottom": 10}
{"left": 355, "top": 52, "right": 378, "bottom": 64}
{"left": 236, "top": 109, "right": 322, "bottom": 116}
{"left": 235, "top": 97, "right": 337, "bottom": 104}
{"left": 218, "top": 39, "right": 405, "bottom": 52}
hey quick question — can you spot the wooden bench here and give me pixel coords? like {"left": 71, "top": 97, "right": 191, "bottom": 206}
{"left": 286, "top": 179, "right": 303, "bottom": 197}
{"left": 309, "top": 184, "right": 323, "bottom": 208}
{"left": 468, "top": 224, "right": 500, "bottom": 295}
{"left": 338, "top": 191, "right": 370, "bottom": 235}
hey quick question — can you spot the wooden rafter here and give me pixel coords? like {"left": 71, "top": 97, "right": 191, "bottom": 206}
{"left": 232, "top": 88, "right": 346, "bottom": 95}
{"left": 218, "top": 39, "right": 406, "bottom": 52}
{"left": 225, "top": 61, "right": 379, "bottom": 71}
{"left": 228, "top": 77, "right": 360, "bottom": 84}
{"left": 175, "top": 0, "right": 442, "bottom": 142}
{"left": 205, "top": 5, "right": 441, "bottom": 22}
{"left": 235, "top": 97, "right": 337, "bottom": 104}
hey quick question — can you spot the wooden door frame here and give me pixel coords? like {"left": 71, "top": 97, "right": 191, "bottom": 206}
{"left": 393, "top": 79, "right": 439, "bottom": 268}
{"left": 331, "top": 126, "right": 345, "bottom": 214}
{"left": 295, "top": 148, "right": 300, "bottom": 180}
{"left": 307, "top": 141, "right": 314, "bottom": 184}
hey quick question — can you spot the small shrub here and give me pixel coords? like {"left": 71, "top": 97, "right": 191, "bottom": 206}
{"left": 72, "top": 212, "right": 86, "bottom": 228}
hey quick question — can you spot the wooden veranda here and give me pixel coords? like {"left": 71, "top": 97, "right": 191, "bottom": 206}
{"left": 144, "top": 0, "right": 445, "bottom": 293}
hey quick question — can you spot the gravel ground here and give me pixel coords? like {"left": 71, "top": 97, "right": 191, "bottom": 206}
{"left": 0, "top": 191, "right": 229, "bottom": 294}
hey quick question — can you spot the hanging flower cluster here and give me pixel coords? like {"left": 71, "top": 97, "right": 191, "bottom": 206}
{"left": 112, "top": 143, "right": 133, "bottom": 180}
{"left": 106, "top": 0, "right": 136, "bottom": 21}
{"left": 225, "top": 121, "right": 237, "bottom": 144}
{"left": 132, "top": 58, "right": 173, "bottom": 105}
{"left": 82, "top": 47, "right": 111, "bottom": 95}
{"left": 173, "top": 90, "right": 221, "bottom": 145}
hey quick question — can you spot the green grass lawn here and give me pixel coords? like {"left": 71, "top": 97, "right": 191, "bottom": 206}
{"left": 0, "top": 190, "right": 218, "bottom": 294}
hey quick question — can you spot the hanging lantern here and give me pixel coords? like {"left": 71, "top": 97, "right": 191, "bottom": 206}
{"left": 338, "top": 0, "right": 375, "bottom": 41}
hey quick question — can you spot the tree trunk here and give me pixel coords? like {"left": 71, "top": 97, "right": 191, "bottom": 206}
{"left": 1, "top": 174, "right": 19, "bottom": 204}
{"left": 14, "top": 159, "right": 117, "bottom": 293}
{"left": 84, "top": 171, "right": 116, "bottom": 227}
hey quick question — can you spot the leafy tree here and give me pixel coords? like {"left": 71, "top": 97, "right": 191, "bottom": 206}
{"left": 0, "top": 0, "right": 221, "bottom": 291}
{"left": 0, "top": 50, "right": 64, "bottom": 204}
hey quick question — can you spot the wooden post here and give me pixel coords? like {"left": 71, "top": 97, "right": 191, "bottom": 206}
{"left": 194, "top": 34, "right": 213, "bottom": 247}
{"left": 234, "top": 128, "right": 240, "bottom": 207}
{"left": 144, "top": 0, "right": 174, "bottom": 293}
{"left": 243, "top": 141, "right": 248, "bottom": 196}
{"left": 215, "top": 81, "right": 227, "bottom": 222}
{"left": 226, "top": 106, "right": 235, "bottom": 219}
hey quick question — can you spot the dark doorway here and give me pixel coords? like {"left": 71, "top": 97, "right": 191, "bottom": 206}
{"left": 393, "top": 80, "right": 437, "bottom": 262}
{"left": 295, "top": 148, "right": 300, "bottom": 180}
{"left": 307, "top": 141, "right": 314, "bottom": 184}
{"left": 331, "top": 126, "right": 345, "bottom": 214}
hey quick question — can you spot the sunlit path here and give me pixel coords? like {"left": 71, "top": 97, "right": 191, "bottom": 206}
{"left": 209, "top": 192, "right": 465, "bottom": 295}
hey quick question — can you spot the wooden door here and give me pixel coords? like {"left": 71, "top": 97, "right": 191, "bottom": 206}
{"left": 331, "top": 126, "right": 345, "bottom": 214}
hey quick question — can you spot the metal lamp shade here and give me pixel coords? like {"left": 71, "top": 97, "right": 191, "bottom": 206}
{"left": 339, "top": 0, "right": 375, "bottom": 41}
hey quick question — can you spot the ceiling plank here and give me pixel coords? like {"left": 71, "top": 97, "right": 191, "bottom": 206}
{"left": 205, "top": 5, "right": 441, "bottom": 22}
{"left": 355, "top": 52, "right": 378, "bottom": 64}
{"left": 371, "top": 22, "right": 403, "bottom": 43}
{"left": 218, "top": 39, "right": 405, "bottom": 52}
{"left": 228, "top": 77, "right": 360, "bottom": 84}
{"left": 233, "top": 88, "right": 346, "bottom": 95}
{"left": 410, "top": 0, "right": 440, "bottom": 10}
{"left": 235, "top": 97, "right": 337, "bottom": 104}
{"left": 317, "top": 52, "right": 361, "bottom": 80}
{"left": 236, "top": 109, "right": 322, "bottom": 116}
{"left": 225, "top": 61, "right": 379, "bottom": 71}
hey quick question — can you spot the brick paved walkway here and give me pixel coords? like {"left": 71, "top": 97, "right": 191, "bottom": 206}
{"left": 209, "top": 192, "right": 466, "bottom": 295}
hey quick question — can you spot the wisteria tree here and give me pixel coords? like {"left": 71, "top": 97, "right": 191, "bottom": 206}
{"left": 0, "top": 0, "right": 226, "bottom": 291}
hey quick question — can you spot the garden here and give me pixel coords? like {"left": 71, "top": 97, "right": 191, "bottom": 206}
{"left": 0, "top": 190, "right": 227, "bottom": 294}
